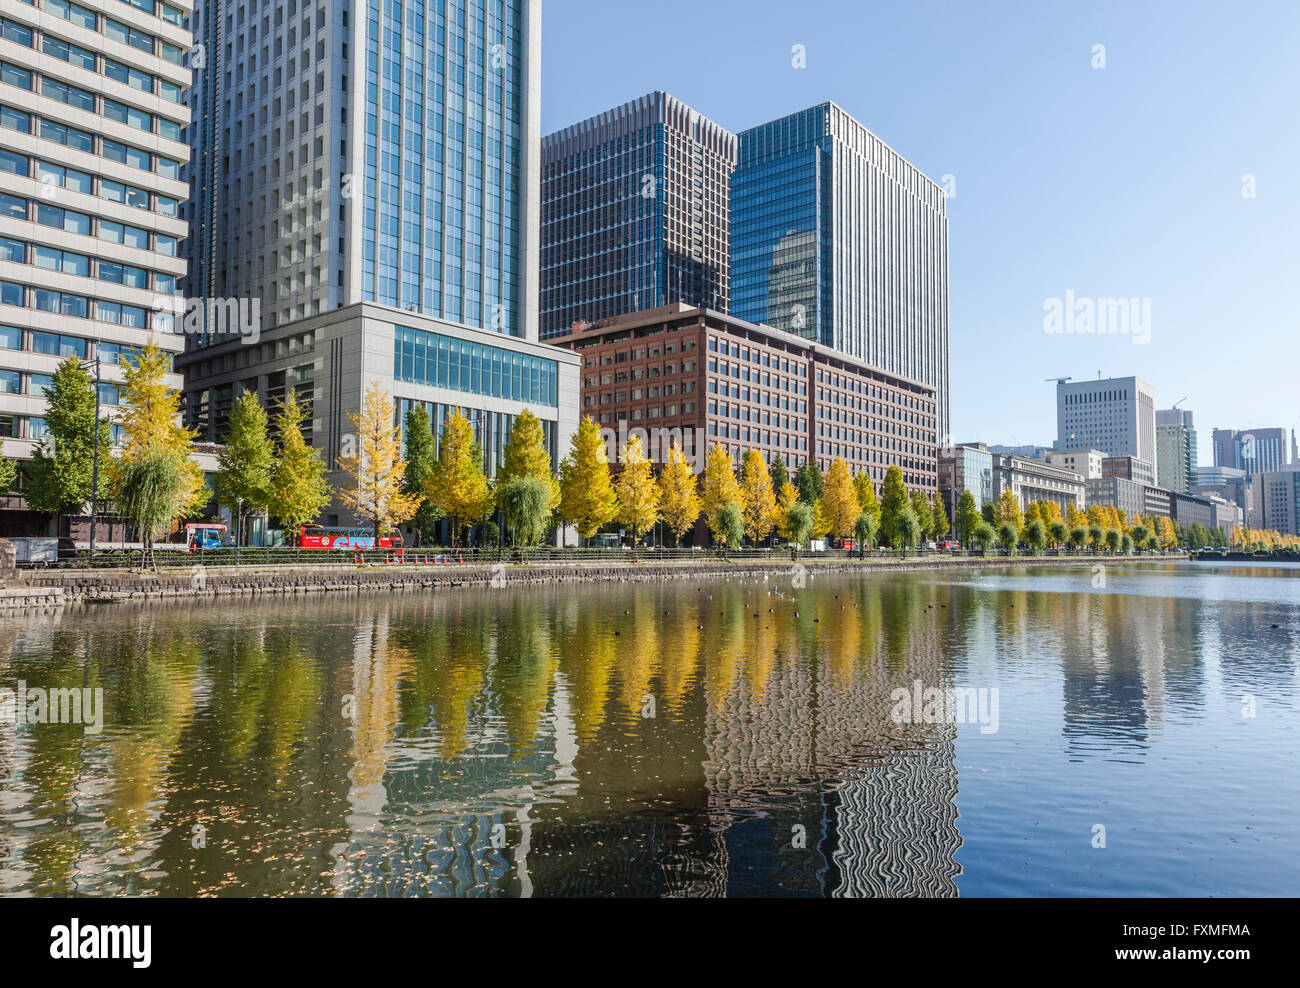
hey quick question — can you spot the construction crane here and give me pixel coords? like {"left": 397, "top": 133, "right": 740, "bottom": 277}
{"left": 1045, "top": 376, "right": 1072, "bottom": 385}
{"left": 1172, "top": 396, "right": 1188, "bottom": 409}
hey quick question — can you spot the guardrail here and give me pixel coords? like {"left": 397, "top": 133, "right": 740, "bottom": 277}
{"left": 20, "top": 544, "right": 1184, "bottom": 570}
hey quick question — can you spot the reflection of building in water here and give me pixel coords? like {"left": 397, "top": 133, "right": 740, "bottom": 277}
{"left": 702, "top": 583, "right": 962, "bottom": 896}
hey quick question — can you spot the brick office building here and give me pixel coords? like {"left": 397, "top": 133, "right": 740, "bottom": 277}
{"left": 548, "top": 303, "right": 937, "bottom": 492}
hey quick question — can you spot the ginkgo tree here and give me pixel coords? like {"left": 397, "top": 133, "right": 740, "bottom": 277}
{"left": 658, "top": 441, "right": 701, "bottom": 546}
{"left": 739, "top": 449, "right": 777, "bottom": 545}
{"left": 558, "top": 417, "right": 618, "bottom": 545}
{"left": 338, "top": 382, "right": 421, "bottom": 544}
{"left": 613, "top": 434, "right": 659, "bottom": 556}
{"left": 427, "top": 408, "right": 494, "bottom": 546}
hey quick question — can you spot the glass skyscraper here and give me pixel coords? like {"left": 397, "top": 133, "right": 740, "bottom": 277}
{"left": 732, "top": 102, "right": 950, "bottom": 442}
{"left": 540, "top": 91, "right": 735, "bottom": 340}
{"left": 183, "top": 0, "right": 539, "bottom": 341}
{"left": 178, "top": 0, "right": 577, "bottom": 531}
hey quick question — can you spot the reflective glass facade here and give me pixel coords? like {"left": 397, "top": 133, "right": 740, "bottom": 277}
{"left": 394, "top": 324, "right": 557, "bottom": 407}
{"left": 732, "top": 103, "right": 950, "bottom": 442}
{"left": 363, "top": 0, "right": 526, "bottom": 334}
{"left": 540, "top": 92, "right": 735, "bottom": 339}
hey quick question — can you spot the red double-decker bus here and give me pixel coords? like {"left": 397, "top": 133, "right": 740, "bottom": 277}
{"left": 298, "top": 525, "right": 403, "bottom": 551}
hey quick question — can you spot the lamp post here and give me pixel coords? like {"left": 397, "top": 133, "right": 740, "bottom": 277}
{"left": 78, "top": 355, "right": 102, "bottom": 557}
{"left": 235, "top": 496, "right": 243, "bottom": 566}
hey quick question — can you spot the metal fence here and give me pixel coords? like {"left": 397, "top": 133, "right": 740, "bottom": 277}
{"left": 24, "top": 544, "right": 1169, "bottom": 571}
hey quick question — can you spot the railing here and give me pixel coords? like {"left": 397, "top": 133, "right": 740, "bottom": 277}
{"left": 26, "top": 543, "right": 1183, "bottom": 570}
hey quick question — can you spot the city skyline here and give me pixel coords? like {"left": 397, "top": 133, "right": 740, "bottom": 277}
{"left": 539, "top": 0, "right": 1300, "bottom": 465}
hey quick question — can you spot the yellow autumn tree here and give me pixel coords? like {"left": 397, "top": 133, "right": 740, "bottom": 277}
{"left": 613, "top": 434, "right": 659, "bottom": 547}
{"left": 558, "top": 416, "right": 618, "bottom": 543}
{"left": 810, "top": 499, "right": 833, "bottom": 541}
{"left": 1065, "top": 502, "right": 1086, "bottom": 528}
{"left": 498, "top": 408, "right": 559, "bottom": 510}
{"left": 995, "top": 488, "right": 1023, "bottom": 531}
{"left": 774, "top": 480, "right": 800, "bottom": 541}
{"left": 113, "top": 338, "right": 206, "bottom": 512}
{"left": 738, "top": 449, "right": 777, "bottom": 544}
{"left": 426, "top": 408, "right": 493, "bottom": 545}
{"left": 701, "top": 444, "right": 744, "bottom": 543}
{"left": 821, "top": 456, "right": 859, "bottom": 539}
{"left": 658, "top": 441, "right": 701, "bottom": 545}
{"left": 1157, "top": 515, "right": 1178, "bottom": 550}
{"left": 338, "top": 382, "right": 422, "bottom": 541}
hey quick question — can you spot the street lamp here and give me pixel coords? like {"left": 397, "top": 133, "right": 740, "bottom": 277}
{"left": 235, "top": 495, "right": 243, "bottom": 566}
{"left": 78, "top": 355, "right": 102, "bottom": 557}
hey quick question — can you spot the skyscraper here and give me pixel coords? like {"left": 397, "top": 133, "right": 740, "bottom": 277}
{"left": 731, "top": 102, "right": 950, "bottom": 442}
{"left": 1056, "top": 376, "right": 1156, "bottom": 470}
{"left": 176, "top": 0, "right": 578, "bottom": 524}
{"left": 0, "top": 0, "right": 193, "bottom": 533}
{"left": 1155, "top": 407, "right": 1196, "bottom": 493}
{"left": 1211, "top": 427, "right": 1293, "bottom": 477}
{"left": 540, "top": 91, "right": 735, "bottom": 340}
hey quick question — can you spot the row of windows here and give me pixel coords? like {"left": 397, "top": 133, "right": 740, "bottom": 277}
{"left": 0, "top": 104, "right": 182, "bottom": 181}
{"left": 16, "top": 0, "right": 186, "bottom": 62}
{"left": 0, "top": 191, "right": 179, "bottom": 258}
{"left": 0, "top": 366, "right": 119, "bottom": 404}
{"left": 0, "top": 234, "right": 176, "bottom": 293}
{"left": 0, "top": 279, "right": 151, "bottom": 327}
{"left": 0, "top": 59, "right": 184, "bottom": 140}
{"left": 394, "top": 326, "right": 559, "bottom": 408}
{"left": 0, "top": 147, "right": 178, "bottom": 217}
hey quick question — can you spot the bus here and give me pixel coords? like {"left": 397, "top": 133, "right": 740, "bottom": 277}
{"left": 298, "top": 525, "right": 403, "bottom": 551}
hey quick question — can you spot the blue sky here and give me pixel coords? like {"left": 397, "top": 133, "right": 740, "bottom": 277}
{"left": 540, "top": 0, "right": 1299, "bottom": 463}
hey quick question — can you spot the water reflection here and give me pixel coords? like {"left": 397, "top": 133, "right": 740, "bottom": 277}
{"left": 1, "top": 563, "right": 1298, "bottom": 897}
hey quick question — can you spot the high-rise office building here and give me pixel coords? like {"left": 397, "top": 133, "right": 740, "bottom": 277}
{"left": 731, "top": 102, "right": 950, "bottom": 442}
{"left": 0, "top": 0, "right": 193, "bottom": 533}
{"left": 1056, "top": 376, "right": 1156, "bottom": 470}
{"left": 540, "top": 91, "right": 735, "bottom": 340}
{"left": 177, "top": 0, "right": 578, "bottom": 526}
{"left": 1155, "top": 407, "right": 1196, "bottom": 493}
{"left": 1211, "top": 427, "right": 1293, "bottom": 477}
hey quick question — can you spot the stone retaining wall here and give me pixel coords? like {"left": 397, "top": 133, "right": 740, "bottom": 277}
{"left": 21, "top": 554, "right": 1186, "bottom": 604}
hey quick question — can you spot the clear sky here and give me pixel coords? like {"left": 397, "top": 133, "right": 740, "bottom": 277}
{"left": 540, "top": 0, "right": 1299, "bottom": 464}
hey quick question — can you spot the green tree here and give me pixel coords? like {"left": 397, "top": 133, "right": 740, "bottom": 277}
{"left": 997, "top": 521, "right": 1019, "bottom": 555}
{"left": 971, "top": 520, "right": 995, "bottom": 552}
{"left": 1023, "top": 519, "right": 1047, "bottom": 554}
{"left": 0, "top": 458, "right": 16, "bottom": 495}
{"left": 854, "top": 510, "right": 878, "bottom": 559}
{"left": 895, "top": 505, "right": 921, "bottom": 556}
{"left": 1087, "top": 523, "right": 1105, "bottom": 552}
{"left": 1130, "top": 523, "right": 1150, "bottom": 551}
{"left": 402, "top": 404, "right": 442, "bottom": 547}
{"left": 879, "top": 465, "right": 909, "bottom": 547}
{"left": 1104, "top": 528, "right": 1122, "bottom": 555}
{"left": 794, "top": 461, "right": 824, "bottom": 504}
{"left": 116, "top": 446, "right": 192, "bottom": 570}
{"left": 929, "top": 490, "right": 950, "bottom": 541}
{"left": 269, "top": 388, "right": 332, "bottom": 536}
{"left": 1048, "top": 519, "right": 1068, "bottom": 548}
{"left": 769, "top": 455, "right": 790, "bottom": 498}
{"left": 956, "top": 490, "right": 980, "bottom": 547}
{"left": 714, "top": 502, "right": 744, "bottom": 556}
{"left": 910, "top": 489, "right": 933, "bottom": 543}
{"left": 785, "top": 501, "right": 813, "bottom": 558}
{"left": 1067, "top": 525, "right": 1088, "bottom": 552}
{"left": 24, "top": 357, "right": 111, "bottom": 518}
{"left": 499, "top": 475, "right": 550, "bottom": 561}
{"left": 213, "top": 389, "right": 273, "bottom": 544}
